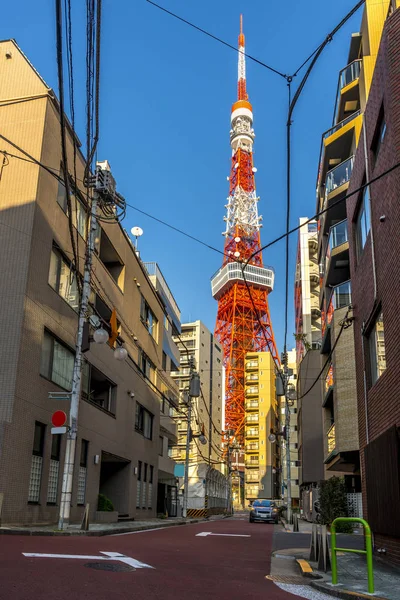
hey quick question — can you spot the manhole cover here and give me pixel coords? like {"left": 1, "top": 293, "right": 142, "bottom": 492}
{"left": 266, "top": 575, "right": 310, "bottom": 584}
{"left": 84, "top": 562, "right": 135, "bottom": 572}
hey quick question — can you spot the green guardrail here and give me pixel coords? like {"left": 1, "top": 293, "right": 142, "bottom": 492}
{"left": 331, "top": 517, "right": 374, "bottom": 594}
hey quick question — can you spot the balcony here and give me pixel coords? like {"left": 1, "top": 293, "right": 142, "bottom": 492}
{"left": 323, "top": 110, "right": 361, "bottom": 143}
{"left": 334, "top": 60, "right": 361, "bottom": 124}
{"left": 246, "top": 360, "right": 258, "bottom": 371}
{"left": 325, "top": 156, "right": 354, "bottom": 199}
{"left": 246, "top": 414, "right": 259, "bottom": 425}
{"left": 245, "top": 473, "right": 259, "bottom": 483}
{"left": 211, "top": 262, "right": 274, "bottom": 300}
{"left": 246, "top": 373, "right": 258, "bottom": 382}
{"left": 245, "top": 387, "right": 259, "bottom": 397}
{"left": 245, "top": 428, "right": 259, "bottom": 439}
{"left": 245, "top": 458, "right": 259, "bottom": 468}
{"left": 324, "top": 220, "right": 350, "bottom": 288}
{"left": 327, "top": 423, "right": 336, "bottom": 455}
{"left": 245, "top": 442, "right": 259, "bottom": 452}
{"left": 246, "top": 486, "right": 259, "bottom": 498}
{"left": 245, "top": 400, "right": 258, "bottom": 411}
{"left": 321, "top": 281, "right": 352, "bottom": 353}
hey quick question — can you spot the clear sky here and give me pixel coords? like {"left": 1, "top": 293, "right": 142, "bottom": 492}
{"left": 0, "top": 0, "right": 364, "bottom": 353}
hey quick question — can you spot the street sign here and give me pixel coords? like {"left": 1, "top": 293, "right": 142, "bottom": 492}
{"left": 23, "top": 551, "right": 154, "bottom": 569}
{"left": 51, "top": 426, "right": 67, "bottom": 435}
{"left": 52, "top": 410, "right": 67, "bottom": 427}
{"left": 48, "top": 392, "right": 71, "bottom": 401}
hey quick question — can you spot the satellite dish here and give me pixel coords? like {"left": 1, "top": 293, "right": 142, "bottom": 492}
{"left": 131, "top": 226, "right": 143, "bottom": 237}
{"left": 131, "top": 226, "right": 143, "bottom": 250}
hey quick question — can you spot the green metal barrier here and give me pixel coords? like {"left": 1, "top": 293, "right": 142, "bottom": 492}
{"left": 331, "top": 517, "right": 374, "bottom": 594}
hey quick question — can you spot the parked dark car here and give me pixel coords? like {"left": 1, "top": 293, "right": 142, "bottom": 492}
{"left": 249, "top": 499, "right": 279, "bottom": 523}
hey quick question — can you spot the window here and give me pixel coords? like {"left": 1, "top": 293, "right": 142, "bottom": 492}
{"left": 140, "top": 296, "right": 158, "bottom": 341}
{"left": 162, "top": 351, "right": 167, "bottom": 371}
{"left": 28, "top": 422, "right": 46, "bottom": 503}
{"left": 171, "top": 360, "right": 179, "bottom": 373}
{"left": 148, "top": 466, "right": 154, "bottom": 509}
{"left": 371, "top": 105, "right": 386, "bottom": 161}
{"left": 135, "top": 403, "right": 154, "bottom": 439}
{"left": 49, "top": 246, "right": 79, "bottom": 312}
{"left": 368, "top": 312, "right": 386, "bottom": 385}
{"left": 356, "top": 186, "right": 371, "bottom": 256}
{"left": 47, "top": 434, "right": 61, "bottom": 504}
{"left": 77, "top": 439, "right": 89, "bottom": 505}
{"left": 57, "top": 177, "right": 68, "bottom": 213}
{"left": 82, "top": 362, "right": 117, "bottom": 415}
{"left": 164, "top": 315, "right": 170, "bottom": 331}
{"left": 136, "top": 461, "right": 142, "bottom": 508}
{"left": 40, "top": 331, "right": 74, "bottom": 390}
{"left": 139, "top": 350, "right": 156, "bottom": 384}
{"left": 73, "top": 197, "right": 87, "bottom": 240}
{"left": 142, "top": 463, "right": 147, "bottom": 508}
{"left": 159, "top": 436, "right": 164, "bottom": 456}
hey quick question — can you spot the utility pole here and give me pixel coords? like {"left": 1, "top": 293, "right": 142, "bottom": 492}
{"left": 58, "top": 163, "right": 118, "bottom": 530}
{"left": 58, "top": 191, "right": 98, "bottom": 530}
{"left": 282, "top": 352, "right": 292, "bottom": 525}
{"left": 182, "top": 363, "right": 200, "bottom": 519}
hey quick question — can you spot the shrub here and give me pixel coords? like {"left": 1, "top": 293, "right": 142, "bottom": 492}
{"left": 97, "top": 493, "right": 114, "bottom": 512}
{"left": 319, "top": 477, "right": 353, "bottom": 533}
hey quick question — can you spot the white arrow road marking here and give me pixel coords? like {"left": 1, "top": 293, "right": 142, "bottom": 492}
{"left": 196, "top": 532, "right": 250, "bottom": 537}
{"left": 23, "top": 552, "right": 153, "bottom": 569}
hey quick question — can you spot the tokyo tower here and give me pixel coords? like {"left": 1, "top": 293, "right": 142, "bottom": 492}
{"left": 211, "top": 16, "right": 279, "bottom": 443}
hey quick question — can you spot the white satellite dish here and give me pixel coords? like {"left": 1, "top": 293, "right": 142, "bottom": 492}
{"left": 131, "top": 226, "right": 143, "bottom": 250}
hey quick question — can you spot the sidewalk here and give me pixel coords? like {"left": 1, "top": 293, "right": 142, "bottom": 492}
{"left": 0, "top": 514, "right": 226, "bottom": 537}
{"left": 275, "top": 521, "right": 400, "bottom": 600}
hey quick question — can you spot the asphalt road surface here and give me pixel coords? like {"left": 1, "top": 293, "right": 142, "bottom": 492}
{"left": 1, "top": 517, "right": 314, "bottom": 600}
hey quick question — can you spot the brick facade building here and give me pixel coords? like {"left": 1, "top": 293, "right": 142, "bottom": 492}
{"left": 346, "top": 7, "right": 400, "bottom": 564}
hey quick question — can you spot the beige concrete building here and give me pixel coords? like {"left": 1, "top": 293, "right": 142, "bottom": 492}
{"left": 244, "top": 352, "right": 278, "bottom": 501}
{"left": 0, "top": 39, "right": 179, "bottom": 524}
{"left": 171, "top": 321, "right": 223, "bottom": 468}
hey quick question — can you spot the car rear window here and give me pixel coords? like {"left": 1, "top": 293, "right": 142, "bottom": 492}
{"left": 253, "top": 500, "right": 273, "bottom": 507}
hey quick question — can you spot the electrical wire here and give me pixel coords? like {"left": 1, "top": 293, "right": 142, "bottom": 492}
{"left": 55, "top": 0, "right": 81, "bottom": 297}
{"left": 297, "top": 307, "right": 353, "bottom": 400}
{"left": 145, "top": 0, "right": 287, "bottom": 80}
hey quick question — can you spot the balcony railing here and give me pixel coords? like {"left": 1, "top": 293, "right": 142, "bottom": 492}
{"left": 246, "top": 475, "right": 259, "bottom": 482}
{"left": 322, "top": 281, "right": 352, "bottom": 336}
{"left": 325, "top": 364, "right": 334, "bottom": 393}
{"left": 246, "top": 487, "right": 259, "bottom": 497}
{"left": 326, "top": 219, "right": 348, "bottom": 264}
{"left": 339, "top": 59, "right": 361, "bottom": 91}
{"left": 245, "top": 387, "right": 259, "bottom": 397}
{"left": 327, "top": 423, "right": 336, "bottom": 454}
{"left": 245, "top": 459, "right": 259, "bottom": 467}
{"left": 325, "top": 156, "right": 354, "bottom": 198}
{"left": 245, "top": 401, "right": 258, "bottom": 410}
{"left": 246, "top": 361, "right": 258, "bottom": 370}
{"left": 323, "top": 110, "right": 361, "bottom": 141}
{"left": 245, "top": 428, "right": 259, "bottom": 438}
{"left": 246, "top": 414, "right": 259, "bottom": 422}
{"left": 245, "top": 443, "right": 259, "bottom": 451}
{"left": 246, "top": 374, "right": 259, "bottom": 382}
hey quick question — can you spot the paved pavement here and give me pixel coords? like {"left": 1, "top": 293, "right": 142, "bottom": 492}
{"left": 0, "top": 515, "right": 321, "bottom": 600}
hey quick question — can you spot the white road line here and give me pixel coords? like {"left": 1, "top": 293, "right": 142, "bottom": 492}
{"left": 22, "top": 552, "right": 153, "bottom": 569}
{"left": 196, "top": 532, "right": 250, "bottom": 537}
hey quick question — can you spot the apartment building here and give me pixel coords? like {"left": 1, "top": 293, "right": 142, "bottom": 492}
{"left": 143, "top": 262, "right": 181, "bottom": 517}
{"left": 279, "top": 350, "right": 299, "bottom": 507}
{"left": 0, "top": 39, "right": 178, "bottom": 524}
{"left": 314, "top": 1, "right": 396, "bottom": 504}
{"left": 244, "top": 352, "right": 278, "bottom": 502}
{"left": 346, "top": 4, "right": 400, "bottom": 563}
{"left": 294, "top": 218, "right": 325, "bottom": 517}
{"left": 171, "top": 321, "right": 223, "bottom": 467}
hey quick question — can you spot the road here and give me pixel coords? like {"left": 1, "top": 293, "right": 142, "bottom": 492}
{"left": 1, "top": 517, "right": 314, "bottom": 600}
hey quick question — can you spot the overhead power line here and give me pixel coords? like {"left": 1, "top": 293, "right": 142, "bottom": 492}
{"left": 145, "top": 0, "right": 287, "bottom": 79}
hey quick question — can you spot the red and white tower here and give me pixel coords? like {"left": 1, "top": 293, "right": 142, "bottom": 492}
{"left": 211, "top": 16, "right": 279, "bottom": 443}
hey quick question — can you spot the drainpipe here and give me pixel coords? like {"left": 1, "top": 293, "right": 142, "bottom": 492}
{"left": 360, "top": 323, "right": 370, "bottom": 446}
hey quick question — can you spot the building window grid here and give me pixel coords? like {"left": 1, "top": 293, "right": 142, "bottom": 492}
{"left": 356, "top": 186, "right": 371, "bottom": 257}
{"left": 136, "top": 461, "right": 142, "bottom": 508}
{"left": 77, "top": 440, "right": 89, "bottom": 505}
{"left": 142, "top": 464, "right": 147, "bottom": 508}
{"left": 148, "top": 466, "right": 154, "bottom": 508}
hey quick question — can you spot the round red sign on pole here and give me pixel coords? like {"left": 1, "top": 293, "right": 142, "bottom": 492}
{"left": 52, "top": 410, "right": 67, "bottom": 428}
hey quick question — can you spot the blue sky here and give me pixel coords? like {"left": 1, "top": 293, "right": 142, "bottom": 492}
{"left": 0, "top": 0, "right": 364, "bottom": 352}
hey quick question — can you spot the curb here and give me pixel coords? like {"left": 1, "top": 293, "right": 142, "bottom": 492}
{"left": 296, "top": 558, "right": 322, "bottom": 579}
{"left": 310, "top": 579, "right": 387, "bottom": 600}
{"left": 0, "top": 518, "right": 204, "bottom": 537}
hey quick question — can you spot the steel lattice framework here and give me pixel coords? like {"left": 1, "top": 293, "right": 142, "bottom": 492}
{"left": 211, "top": 16, "right": 279, "bottom": 443}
